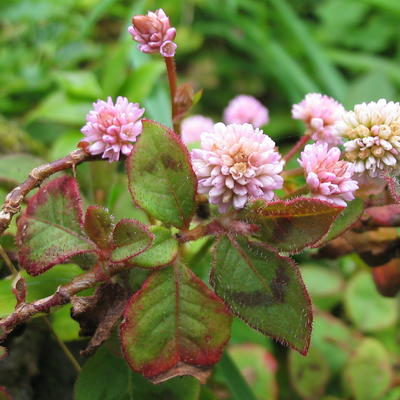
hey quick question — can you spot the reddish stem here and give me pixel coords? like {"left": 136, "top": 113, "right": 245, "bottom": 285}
{"left": 283, "top": 134, "right": 311, "bottom": 163}
{"left": 164, "top": 56, "right": 179, "bottom": 133}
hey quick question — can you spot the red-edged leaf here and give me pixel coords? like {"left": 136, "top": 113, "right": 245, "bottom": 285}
{"left": 111, "top": 219, "right": 153, "bottom": 263}
{"left": 314, "top": 198, "right": 364, "bottom": 246}
{"left": 372, "top": 259, "right": 400, "bottom": 297}
{"left": 17, "top": 176, "right": 96, "bottom": 275}
{"left": 84, "top": 206, "right": 114, "bottom": 249}
{"left": 366, "top": 204, "right": 400, "bottom": 227}
{"left": 120, "top": 262, "right": 232, "bottom": 383}
{"left": 127, "top": 119, "right": 197, "bottom": 229}
{"left": 239, "top": 198, "right": 344, "bottom": 253}
{"left": 211, "top": 235, "right": 312, "bottom": 355}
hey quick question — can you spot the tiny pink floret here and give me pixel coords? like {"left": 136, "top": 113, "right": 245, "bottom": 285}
{"left": 299, "top": 142, "right": 358, "bottom": 207}
{"left": 128, "top": 9, "right": 177, "bottom": 57}
{"left": 181, "top": 115, "right": 214, "bottom": 145}
{"left": 80, "top": 96, "right": 144, "bottom": 162}
{"left": 223, "top": 95, "right": 269, "bottom": 128}
{"left": 191, "top": 123, "right": 284, "bottom": 213}
{"left": 292, "top": 93, "right": 344, "bottom": 146}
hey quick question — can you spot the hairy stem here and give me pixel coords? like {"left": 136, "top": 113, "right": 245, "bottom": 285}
{"left": 283, "top": 134, "right": 310, "bottom": 163}
{"left": 164, "top": 56, "right": 179, "bottom": 133}
{"left": 0, "top": 149, "right": 98, "bottom": 236}
{"left": 0, "top": 262, "right": 131, "bottom": 341}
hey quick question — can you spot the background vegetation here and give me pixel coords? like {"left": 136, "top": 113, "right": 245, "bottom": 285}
{"left": 0, "top": 0, "right": 399, "bottom": 399}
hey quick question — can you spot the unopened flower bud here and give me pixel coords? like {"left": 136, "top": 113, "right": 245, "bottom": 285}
{"left": 128, "top": 9, "right": 177, "bottom": 57}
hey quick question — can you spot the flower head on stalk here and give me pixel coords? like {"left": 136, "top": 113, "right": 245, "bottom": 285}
{"left": 337, "top": 99, "right": 400, "bottom": 177}
{"left": 223, "top": 95, "right": 269, "bottom": 128}
{"left": 128, "top": 9, "right": 177, "bottom": 57}
{"left": 80, "top": 97, "right": 144, "bottom": 162}
{"left": 299, "top": 142, "right": 358, "bottom": 207}
{"left": 181, "top": 115, "right": 214, "bottom": 145}
{"left": 292, "top": 93, "right": 344, "bottom": 146}
{"left": 191, "top": 123, "right": 284, "bottom": 213}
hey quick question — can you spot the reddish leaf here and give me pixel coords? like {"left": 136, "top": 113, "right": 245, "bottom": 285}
{"left": 366, "top": 204, "right": 400, "bottom": 227}
{"left": 211, "top": 235, "right": 312, "bottom": 355}
{"left": 17, "top": 176, "right": 97, "bottom": 275}
{"left": 372, "top": 259, "right": 400, "bottom": 297}
{"left": 0, "top": 387, "right": 11, "bottom": 400}
{"left": 111, "top": 219, "right": 153, "bottom": 263}
{"left": 127, "top": 119, "right": 197, "bottom": 229}
{"left": 239, "top": 198, "right": 344, "bottom": 253}
{"left": 120, "top": 263, "right": 232, "bottom": 383}
{"left": 84, "top": 206, "right": 114, "bottom": 249}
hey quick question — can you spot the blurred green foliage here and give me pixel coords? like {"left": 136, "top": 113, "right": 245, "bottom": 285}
{"left": 0, "top": 0, "right": 399, "bottom": 399}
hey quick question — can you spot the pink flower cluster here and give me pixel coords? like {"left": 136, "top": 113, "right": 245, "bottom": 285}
{"left": 299, "top": 142, "right": 358, "bottom": 207}
{"left": 128, "top": 9, "right": 177, "bottom": 57}
{"left": 80, "top": 96, "right": 144, "bottom": 162}
{"left": 223, "top": 95, "right": 269, "bottom": 128}
{"left": 181, "top": 115, "right": 214, "bottom": 145}
{"left": 292, "top": 93, "right": 344, "bottom": 146}
{"left": 191, "top": 123, "right": 284, "bottom": 213}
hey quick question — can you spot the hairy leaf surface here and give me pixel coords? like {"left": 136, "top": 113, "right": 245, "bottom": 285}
{"left": 127, "top": 119, "right": 197, "bottom": 229}
{"left": 120, "top": 262, "right": 232, "bottom": 382}
{"left": 129, "top": 226, "right": 178, "bottom": 268}
{"left": 240, "top": 198, "right": 343, "bottom": 253}
{"left": 84, "top": 206, "right": 114, "bottom": 249}
{"left": 111, "top": 219, "right": 153, "bottom": 263}
{"left": 17, "top": 176, "right": 96, "bottom": 275}
{"left": 211, "top": 235, "right": 312, "bottom": 354}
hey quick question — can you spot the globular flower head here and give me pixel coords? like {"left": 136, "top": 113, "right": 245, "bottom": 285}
{"left": 337, "top": 99, "right": 400, "bottom": 177}
{"left": 299, "top": 142, "right": 358, "bottom": 207}
{"left": 80, "top": 96, "right": 144, "bottom": 162}
{"left": 223, "top": 95, "right": 269, "bottom": 128}
{"left": 128, "top": 9, "right": 177, "bottom": 57}
{"left": 191, "top": 123, "right": 284, "bottom": 213}
{"left": 181, "top": 115, "right": 214, "bottom": 145}
{"left": 292, "top": 93, "right": 344, "bottom": 146}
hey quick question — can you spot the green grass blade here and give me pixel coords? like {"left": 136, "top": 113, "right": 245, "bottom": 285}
{"left": 218, "top": 352, "right": 259, "bottom": 400}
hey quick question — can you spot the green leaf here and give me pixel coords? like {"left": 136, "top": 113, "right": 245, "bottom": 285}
{"left": 51, "top": 305, "right": 80, "bottom": 342}
{"left": 49, "top": 131, "right": 83, "bottom": 161}
{"left": 312, "top": 311, "right": 360, "bottom": 375}
{"left": 211, "top": 235, "right": 312, "bottom": 354}
{"left": 289, "top": 347, "right": 331, "bottom": 399}
{"left": 127, "top": 119, "right": 197, "bottom": 229}
{"left": 0, "top": 153, "right": 44, "bottom": 187}
{"left": 75, "top": 345, "right": 200, "bottom": 400}
{"left": 228, "top": 345, "right": 278, "bottom": 400}
{"left": 27, "top": 91, "right": 92, "bottom": 125}
{"left": 123, "top": 60, "right": 165, "bottom": 103}
{"left": 240, "top": 198, "right": 343, "bottom": 254}
{"left": 84, "top": 206, "right": 114, "bottom": 250}
{"left": 344, "top": 338, "right": 392, "bottom": 400}
{"left": 17, "top": 176, "right": 96, "bottom": 275}
{"left": 120, "top": 262, "right": 232, "bottom": 382}
{"left": 315, "top": 198, "right": 364, "bottom": 245}
{"left": 111, "top": 219, "right": 153, "bottom": 263}
{"left": 345, "top": 271, "right": 397, "bottom": 332}
{"left": 130, "top": 226, "right": 178, "bottom": 268}
{"left": 53, "top": 71, "right": 102, "bottom": 99}
{"left": 301, "top": 264, "right": 344, "bottom": 310}
{"left": 217, "top": 352, "right": 259, "bottom": 400}
{"left": 0, "top": 264, "right": 82, "bottom": 318}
